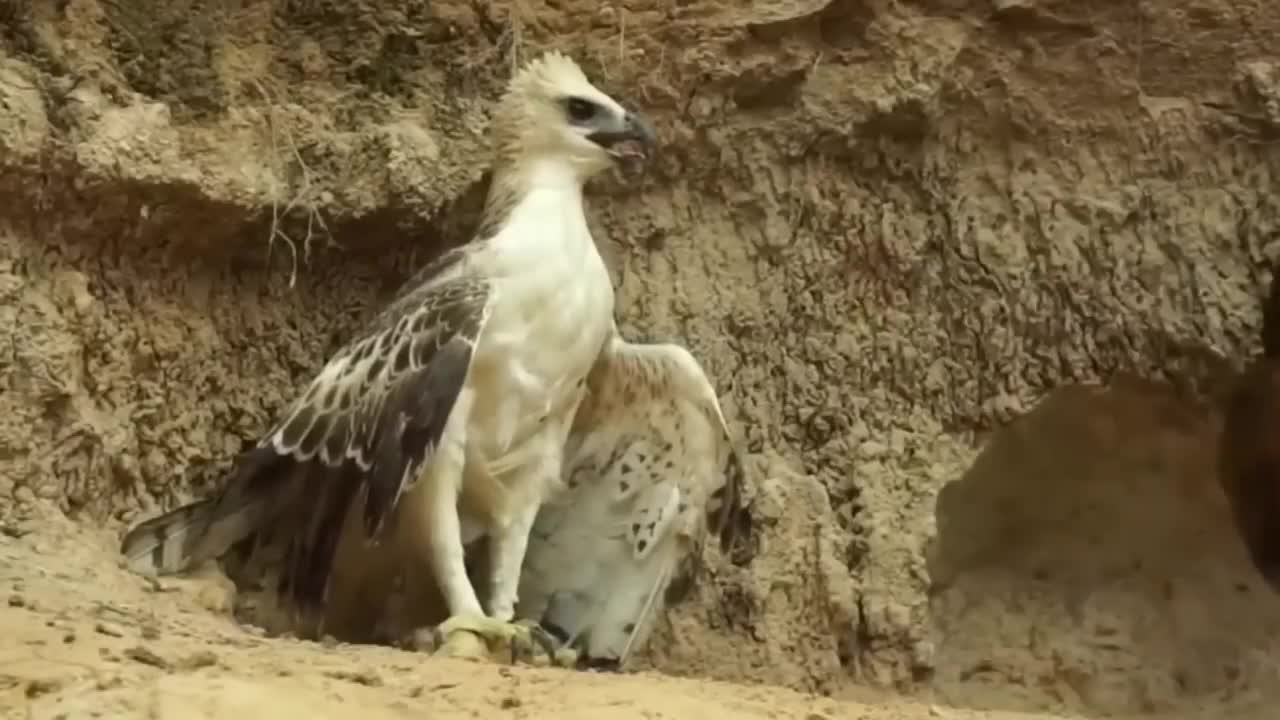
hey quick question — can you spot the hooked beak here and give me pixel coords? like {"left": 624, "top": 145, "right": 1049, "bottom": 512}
{"left": 588, "top": 111, "right": 657, "bottom": 163}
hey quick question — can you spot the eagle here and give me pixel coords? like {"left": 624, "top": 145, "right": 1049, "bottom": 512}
{"left": 119, "top": 51, "right": 657, "bottom": 660}
{"left": 514, "top": 325, "right": 748, "bottom": 669}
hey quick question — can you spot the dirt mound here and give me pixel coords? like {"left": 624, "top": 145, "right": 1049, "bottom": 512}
{"left": 3, "top": 0, "right": 1280, "bottom": 718}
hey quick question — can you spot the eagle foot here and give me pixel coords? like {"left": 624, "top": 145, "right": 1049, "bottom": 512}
{"left": 431, "top": 614, "right": 575, "bottom": 667}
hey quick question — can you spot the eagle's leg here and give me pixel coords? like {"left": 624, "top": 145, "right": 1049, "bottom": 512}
{"left": 464, "top": 482, "right": 570, "bottom": 665}
{"left": 485, "top": 485, "right": 541, "bottom": 621}
{"left": 417, "top": 401, "right": 555, "bottom": 664}
{"left": 434, "top": 435, "right": 577, "bottom": 666}
{"left": 415, "top": 389, "right": 495, "bottom": 662}
{"left": 435, "top": 472, "right": 574, "bottom": 665}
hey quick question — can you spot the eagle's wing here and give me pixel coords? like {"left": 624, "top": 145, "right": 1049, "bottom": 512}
{"left": 120, "top": 248, "right": 491, "bottom": 609}
{"left": 515, "top": 331, "right": 746, "bottom": 667}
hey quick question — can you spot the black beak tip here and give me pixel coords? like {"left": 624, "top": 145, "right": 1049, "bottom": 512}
{"left": 628, "top": 113, "right": 657, "bottom": 147}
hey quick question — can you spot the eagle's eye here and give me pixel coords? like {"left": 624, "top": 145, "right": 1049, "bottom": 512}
{"left": 564, "top": 97, "right": 599, "bottom": 124}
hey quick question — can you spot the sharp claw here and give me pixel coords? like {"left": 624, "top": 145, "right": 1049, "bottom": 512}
{"left": 509, "top": 620, "right": 534, "bottom": 665}
{"left": 510, "top": 618, "right": 557, "bottom": 667}
{"left": 522, "top": 621, "right": 580, "bottom": 668}
{"left": 524, "top": 623, "right": 553, "bottom": 655}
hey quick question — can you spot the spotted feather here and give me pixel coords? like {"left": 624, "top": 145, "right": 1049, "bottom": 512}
{"left": 515, "top": 329, "right": 754, "bottom": 668}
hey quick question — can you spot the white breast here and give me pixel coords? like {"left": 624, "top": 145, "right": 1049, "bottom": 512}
{"left": 464, "top": 176, "right": 616, "bottom": 478}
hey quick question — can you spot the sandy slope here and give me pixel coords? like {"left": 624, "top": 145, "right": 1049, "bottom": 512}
{"left": 0, "top": 508, "right": 1069, "bottom": 720}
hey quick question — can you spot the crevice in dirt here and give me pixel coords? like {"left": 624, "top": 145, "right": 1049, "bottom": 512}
{"left": 929, "top": 378, "right": 1280, "bottom": 715}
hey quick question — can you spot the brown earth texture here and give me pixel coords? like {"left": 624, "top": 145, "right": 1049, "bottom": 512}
{"left": 3, "top": 0, "right": 1280, "bottom": 718}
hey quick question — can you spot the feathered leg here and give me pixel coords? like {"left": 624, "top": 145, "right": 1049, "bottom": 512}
{"left": 415, "top": 388, "right": 485, "bottom": 657}
{"left": 486, "top": 477, "right": 541, "bottom": 621}
{"left": 479, "top": 478, "right": 573, "bottom": 666}
{"left": 417, "top": 389, "right": 560, "bottom": 664}
{"left": 432, "top": 487, "right": 569, "bottom": 664}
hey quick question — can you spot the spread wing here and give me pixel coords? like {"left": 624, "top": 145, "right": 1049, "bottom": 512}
{"left": 515, "top": 331, "right": 748, "bottom": 668}
{"left": 120, "top": 247, "right": 492, "bottom": 610}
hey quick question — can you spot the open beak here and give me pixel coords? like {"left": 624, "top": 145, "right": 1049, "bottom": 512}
{"left": 588, "top": 112, "right": 657, "bottom": 163}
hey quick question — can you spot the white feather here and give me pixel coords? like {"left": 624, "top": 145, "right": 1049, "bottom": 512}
{"left": 392, "top": 156, "right": 618, "bottom": 622}
{"left": 516, "top": 334, "right": 738, "bottom": 666}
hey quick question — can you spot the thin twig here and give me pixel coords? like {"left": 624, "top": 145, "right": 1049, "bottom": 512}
{"left": 246, "top": 78, "right": 330, "bottom": 289}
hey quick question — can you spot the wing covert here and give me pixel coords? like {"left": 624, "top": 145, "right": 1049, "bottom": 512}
{"left": 517, "top": 332, "right": 754, "bottom": 666}
{"left": 566, "top": 335, "right": 748, "bottom": 560}
{"left": 264, "top": 275, "right": 491, "bottom": 536}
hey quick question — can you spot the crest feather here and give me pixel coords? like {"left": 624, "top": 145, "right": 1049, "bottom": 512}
{"left": 487, "top": 50, "right": 608, "bottom": 174}
{"left": 510, "top": 51, "right": 589, "bottom": 95}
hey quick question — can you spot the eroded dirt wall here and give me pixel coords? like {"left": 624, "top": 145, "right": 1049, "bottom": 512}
{"left": 2, "top": 0, "right": 1280, "bottom": 715}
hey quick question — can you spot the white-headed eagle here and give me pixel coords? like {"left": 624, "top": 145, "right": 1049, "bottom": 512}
{"left": 120, "top": 52, "right": 665, "bottom": 659}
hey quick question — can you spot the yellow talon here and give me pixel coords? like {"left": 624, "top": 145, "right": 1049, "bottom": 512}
{"left": 429, "top": 613, "right": 572, "bottom": 666}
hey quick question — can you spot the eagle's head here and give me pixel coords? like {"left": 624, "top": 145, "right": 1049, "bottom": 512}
{"left": 493, "top": 52, "right": 656, "bottom": 180}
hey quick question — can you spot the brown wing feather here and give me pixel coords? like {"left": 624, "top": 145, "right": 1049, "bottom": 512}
{"left": 251, "top": 276, "right": 491, "bottom": 610}
{"left": 120, "top": 251, "right": 491, "bottom": 613}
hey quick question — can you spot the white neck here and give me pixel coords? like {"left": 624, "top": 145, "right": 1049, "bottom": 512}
{"left": 484, "top": 156, "right": 599, "bottom": 269}
{"left": 524, "top": 154, "right": 591, "bottom": 191}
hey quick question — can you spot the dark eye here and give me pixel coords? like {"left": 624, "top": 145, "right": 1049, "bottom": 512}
{"left": 565, "top": 97, "right": 597, "bottom": 123}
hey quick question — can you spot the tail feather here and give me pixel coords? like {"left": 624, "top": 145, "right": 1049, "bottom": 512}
{"left": 120, "top": 445, "right": 291, "bottom": 576}
{"left": 120, "top": 499, "right": 219, "bottom": 575}
{"left": 119, "top": 487, "right": 282, "bottom": 576}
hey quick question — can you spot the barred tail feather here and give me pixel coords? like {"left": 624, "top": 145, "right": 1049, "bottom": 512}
{"left": 120, "top": 445, "right": 290, "bottom": 576}
{"left": 120, "top": 499, "right": 219, "bottom": 575}
{"left": 119, "top": 487, "right": 282, "bottom": 576}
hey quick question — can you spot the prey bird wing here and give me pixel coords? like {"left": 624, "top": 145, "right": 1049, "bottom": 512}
{"left": 515, "top": 326, "right": 748, "bottom": 668}
{"left": 120, "top": 246, "right": 491, "bottom": 608}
